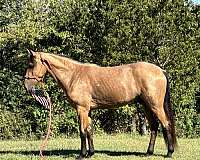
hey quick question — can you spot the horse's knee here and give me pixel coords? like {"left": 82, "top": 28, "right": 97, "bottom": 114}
{"left": 86, "top": 117, "right": 93, "bottom": 132}
{"left": 80, "top": 129, "right": 86, "bottom": 138}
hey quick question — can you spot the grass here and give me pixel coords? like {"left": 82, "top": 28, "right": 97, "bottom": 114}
{"left": 0, "top": 134, "right": 199, "bottom": 160}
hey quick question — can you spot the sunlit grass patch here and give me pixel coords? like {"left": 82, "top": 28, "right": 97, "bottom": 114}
{"left": 0, "top": 134, "right": 199, "bottom": 160}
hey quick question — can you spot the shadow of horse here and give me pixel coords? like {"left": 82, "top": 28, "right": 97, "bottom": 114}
{"left": 0, "top": 149, "right": 164, "bottom": 158}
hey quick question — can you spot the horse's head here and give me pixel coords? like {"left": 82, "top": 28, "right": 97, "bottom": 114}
{"left": 24, "top": 49, "right": 47, "bottom": 92}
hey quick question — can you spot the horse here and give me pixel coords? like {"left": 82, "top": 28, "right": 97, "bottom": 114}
{"left": 24, "top": 49, "right": 177, "bottom": 159}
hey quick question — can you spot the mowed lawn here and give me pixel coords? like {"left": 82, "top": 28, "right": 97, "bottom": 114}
{"left": 0, "top": 134, "right": 199, "bottom": 160}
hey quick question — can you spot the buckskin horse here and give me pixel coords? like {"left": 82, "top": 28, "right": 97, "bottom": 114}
{"left": 24, "top": 49, "right": 177, "bottom": 159}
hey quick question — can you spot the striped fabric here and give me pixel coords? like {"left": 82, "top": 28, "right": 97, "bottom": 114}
{"left": 31, "top": 89, "right": 51, "bottom": 110}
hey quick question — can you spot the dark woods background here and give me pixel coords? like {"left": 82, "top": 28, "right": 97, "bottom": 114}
{"left": 0, "top": 0, "right": 199, "bottom": 139}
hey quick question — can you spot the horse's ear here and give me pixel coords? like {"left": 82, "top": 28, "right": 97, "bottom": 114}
{"left": 27, "top": 49, "right": 36, "bottom": 57}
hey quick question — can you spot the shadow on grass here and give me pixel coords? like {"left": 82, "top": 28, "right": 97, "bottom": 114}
{"left": 0, "top": 149, "right": 164, "bottom": 158}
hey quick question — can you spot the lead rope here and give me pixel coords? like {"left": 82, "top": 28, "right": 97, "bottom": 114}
{"left": 39, "top": 91, "right": 52, "bottom": 160}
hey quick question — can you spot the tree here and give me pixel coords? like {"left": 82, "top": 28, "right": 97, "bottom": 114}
{"left": 0, "top": 0, "right": 199, "bottom": 138}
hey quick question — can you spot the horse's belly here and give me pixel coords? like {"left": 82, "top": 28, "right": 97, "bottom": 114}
{"left": 91, "top": 86, "right": 138, "bottom": 107}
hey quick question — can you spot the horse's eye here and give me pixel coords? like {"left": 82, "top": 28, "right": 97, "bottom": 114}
{"left": 29, "top": 62, "right": 34, "bottom": 68}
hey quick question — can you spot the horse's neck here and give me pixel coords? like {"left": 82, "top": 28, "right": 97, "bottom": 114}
{"left": 47, "top": 54, "right": 75, "bottom": 69}
{"left": 44, "top": 53, "right": 78, "bottom": 90}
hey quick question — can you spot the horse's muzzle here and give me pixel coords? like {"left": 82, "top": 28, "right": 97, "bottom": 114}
{"left": 24, "top": 78, "right": 37, "bottom": 92}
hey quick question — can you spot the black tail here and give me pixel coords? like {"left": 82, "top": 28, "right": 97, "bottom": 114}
{"left": 163, "top": 71, "right": 177, "bottom": 149}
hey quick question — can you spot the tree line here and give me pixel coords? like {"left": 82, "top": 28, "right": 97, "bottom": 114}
{"left": 0, "top": 0, "right": 199, "bottom": 139}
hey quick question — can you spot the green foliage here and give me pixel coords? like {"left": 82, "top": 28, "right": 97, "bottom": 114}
{"left": 0, "top": 109, "right": 30, "bottom": 139}
{"left": 0, "top": 69, "right": 31, "bottom": 139}
{"left": 0, "top": 0, "right": 199, "bottom": 139}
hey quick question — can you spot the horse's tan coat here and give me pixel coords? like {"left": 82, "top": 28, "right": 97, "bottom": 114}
{"left": 24, "top": 50, "right": 176, "bottom": 159}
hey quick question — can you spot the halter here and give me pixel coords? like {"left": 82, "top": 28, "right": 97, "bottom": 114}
{"left": 25, "top": 58, "right": 46, "bottom": 82}
{"left": 24, "top": 75, "right": 44, "bottom": 82}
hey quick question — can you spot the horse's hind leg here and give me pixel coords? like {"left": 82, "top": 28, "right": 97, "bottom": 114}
{"left": 151, "top": 107, "right": 175, "bottom": 157}
{"left": 143, "top": 107, "right": 159, "bottom": 155}
{"left": 142, "top": 94, "right": 175, "bottom": 157}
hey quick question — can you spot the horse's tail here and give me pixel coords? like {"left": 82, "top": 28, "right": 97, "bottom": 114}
{"left": 163, "top": 71, "right": 177, "bottom": 149}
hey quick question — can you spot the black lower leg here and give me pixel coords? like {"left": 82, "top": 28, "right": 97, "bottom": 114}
{"left": 147, "top": 131, "right": 157, "bottom": 155}
{"left": 87, "top": 117, "right": 94, "bottom": 157}
{"left": 79, "top": 131, "right": 87, "bottom": 158}
{"left": 147, "top": 120, "right": 159, "bottom": 155}
{"left": 87, "top": 132, "right": 94, "bottom": 157}
{"left": 163, "top": 127, "right": 174, "bottom": 158}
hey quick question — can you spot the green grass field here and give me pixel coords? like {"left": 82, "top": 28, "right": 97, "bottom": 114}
{"left": 0, "top": 134, "right": 199, "bottom": 160}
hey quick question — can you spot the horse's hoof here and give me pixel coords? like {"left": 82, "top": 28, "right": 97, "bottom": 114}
{"left": 75, "top": 157, "right": 81, "bottom": 160}
{"left": 165, "top": 152, "right": 172, "bottom": 158}
{"left": 86, "top": 150, "right": 94, "bottom": 158}
{"left": 75, "top": 156, "right": 81, "bottom": 160}
{"left": 146, "top": 151, "right": 153, "bottom": 156}
{"left": 75, "top": 155, "right": 84, "bottom": 160}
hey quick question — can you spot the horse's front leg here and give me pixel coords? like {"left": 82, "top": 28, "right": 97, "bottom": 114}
{"left": 87, "top": 115, "right": 94, "bottom": 157}
{"left": 76, "top": 106, "right": 90, "bottom": 160}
